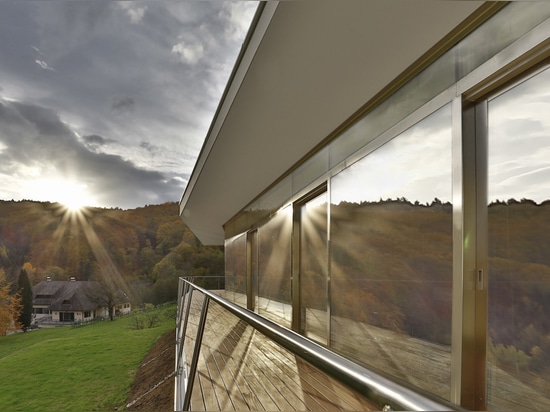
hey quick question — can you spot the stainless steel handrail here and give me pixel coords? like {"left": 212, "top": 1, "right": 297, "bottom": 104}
{"left": 175, "top": 277, "right": 464, "bottom": 411}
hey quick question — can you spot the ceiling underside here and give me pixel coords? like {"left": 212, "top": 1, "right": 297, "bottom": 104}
{"left": 180, "top": 0, "right": 485, "bottom": 245}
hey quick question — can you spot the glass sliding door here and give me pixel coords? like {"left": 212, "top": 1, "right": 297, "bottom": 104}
{"left": 298, "top": 189, "right": 329, "bottom": 345}
{"left": 224, "top": 233, "right": 247, "bottom": 307}
{"left": 258, "top": 206, "right": 292, "bottom": 327}
{"left": 486, "top": 66, "right": 550, "bottom": 411}
{"left": 330, "top": 104, "right": 453, "bottom": 399}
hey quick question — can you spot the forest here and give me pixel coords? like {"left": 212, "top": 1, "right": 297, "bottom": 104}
{"left": 0, "top": 200, "right": 223, "bottom": 305}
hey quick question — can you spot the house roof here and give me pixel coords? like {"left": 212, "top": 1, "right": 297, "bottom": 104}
{"left": 32, "top": 280, "right": 120, "bottom": 312}
{"left": 178, "top": 0, "right": 488, "bottom": 245}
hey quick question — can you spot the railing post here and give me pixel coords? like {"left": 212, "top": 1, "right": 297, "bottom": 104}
{"left": 182, "top": 293, "right": 210, "bottom": 411}
{"left": 176, "top": 278, "right": 185, "bottom": 325}
{"left": 176, "top": 279, "right": 195, "bottom": 411}
{"left": 177, "top": 278, "right": 192, "bottom": 327}
{"left": 178, "top": 282, "right": 194, "bottom": 346}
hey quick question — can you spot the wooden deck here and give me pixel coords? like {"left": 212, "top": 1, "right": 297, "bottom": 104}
{"left": 180, "top": 290, "right": 550, "bottom": 412}
{"left": 181, "top": 295, "right": 378, "bottom": 411}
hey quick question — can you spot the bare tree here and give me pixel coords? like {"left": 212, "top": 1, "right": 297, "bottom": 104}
{"left": 84, "top": 278, "right": 128, "bottom": 321}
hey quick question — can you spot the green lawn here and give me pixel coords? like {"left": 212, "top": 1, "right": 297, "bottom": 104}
{"left": 0, "top": 306, "right": 176, "bottom": 411}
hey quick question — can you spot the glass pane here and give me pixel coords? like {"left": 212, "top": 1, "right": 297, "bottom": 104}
{"left": 457, "top": 3, "right": 550, "bottom": 78}
{"left": 300, "top": 192, "right": 328, "bottom": 344}
{"left": 330, "top": 3, "right": 550, "bottom": 169}
{"left": 249, "top": 230, "right": 258, "bottom": 311}
{"left": 293, "top": 147, "right": 329, "bottom": 194}
{"left": 224, "top": 233, "right": 247, "bottom": 307}
{"left": 487, "top": 67, "right": 550, "bottom": 411}
{"left": 330, "top": 105, "right": 453, "bottom": 399}
{"left": 258, "top": 206, "right": 292, "bottom": 328}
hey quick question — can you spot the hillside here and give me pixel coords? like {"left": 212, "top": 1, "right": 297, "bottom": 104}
{"left": 0, "top": 200, "right": 223, "bottom": 304}
{"left": 0, "top": 306, "right": 175, "bottom": 411}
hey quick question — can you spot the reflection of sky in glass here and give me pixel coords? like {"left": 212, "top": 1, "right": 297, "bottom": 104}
{"left": 331, "top": 104, "right": 452, "bottom": 204}
{"left": 489, "top": 67, "right": 550, "bottom": 204}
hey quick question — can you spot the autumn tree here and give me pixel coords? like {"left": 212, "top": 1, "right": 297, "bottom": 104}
{"left": 0, "top": 269, "right": 21, "bottom": 335}
{"left": 17, "top": 268, "right": 33, "bottom": 330}
{"left": 21, "top": 262, "right": 37, "bottom": 284}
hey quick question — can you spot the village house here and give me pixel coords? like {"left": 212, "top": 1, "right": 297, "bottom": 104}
{"left": 32, "top": 277, "right": 131, "bottom": 325}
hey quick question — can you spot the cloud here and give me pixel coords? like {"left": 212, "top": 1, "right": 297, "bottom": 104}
{"left": 117, "top": 3, "right": 147, "bottom": 24}
{"left": 0, "top": 99, "right": 184, "bottom": 208}
{"left": 111, "top": 96, "right": 135, "bottom": 114}
{"left": 219, "top": 2, "right": 258, "bottom": 42}
{"left": 172, "top": 41, "right": 204, "bottom": 65}
{"left": 82, "top": 134, "right": 116, "bottom": 151}
{"left": 83, "top": 134, "right": 107, "bottom": 146}
{"left": 31, "top": 45, "right": 43, "bottom": 55}
{"left": 140, "top": 141, "right": 158, "bottom": 153}
{"left": 0, "top": 1, "right": 257, "bottom": 208}
{"left": 35, "top": 59, "right": 54, "bottom": 71}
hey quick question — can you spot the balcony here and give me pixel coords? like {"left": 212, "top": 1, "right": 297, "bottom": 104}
{"left": 175, "top": 278, "right": 461, "bottom": 411}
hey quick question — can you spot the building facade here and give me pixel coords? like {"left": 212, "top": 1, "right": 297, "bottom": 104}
{"left": 32, "top": 279, "right": 131, "bottom": 324}
{"left": 180, "top": 2, "right": 550, "bottom": 410}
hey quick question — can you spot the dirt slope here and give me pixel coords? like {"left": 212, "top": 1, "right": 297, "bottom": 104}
{"left": 126, "top": 329, "right": 175, "bottom": 411}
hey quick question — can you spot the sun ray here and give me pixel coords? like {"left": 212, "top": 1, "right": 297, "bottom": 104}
{"left": 77, "top": 211, "right": 135, "bottom": 303}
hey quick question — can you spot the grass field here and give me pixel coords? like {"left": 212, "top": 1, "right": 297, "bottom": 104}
{"left": 0, "top": 306, "right": 176, "bottom": 411}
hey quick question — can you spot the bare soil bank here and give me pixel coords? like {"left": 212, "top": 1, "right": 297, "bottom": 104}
{"left": 126, "top": 329, "right": 175, "bottom": 411}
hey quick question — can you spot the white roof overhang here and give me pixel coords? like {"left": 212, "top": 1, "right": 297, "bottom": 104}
{"left": 180, "top": 0, "right": 488, "bottom": 245}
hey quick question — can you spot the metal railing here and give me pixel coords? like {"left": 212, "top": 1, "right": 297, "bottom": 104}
{"left": 174, "top": 277, "right": 464, "bottom": 411}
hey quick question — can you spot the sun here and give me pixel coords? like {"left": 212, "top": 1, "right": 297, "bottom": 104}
{"left": 30, "top": 178, "right": 97, "bottom": 211}
{"left": 57, "top": 182, "right": 96, "bottom": 212}
{"left": 60, "top": 193, "right": 88, "bottom": 212}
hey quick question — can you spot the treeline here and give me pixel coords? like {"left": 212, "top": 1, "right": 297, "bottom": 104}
{"left": 0, "top": 200, "right": 223, "bottom": 305}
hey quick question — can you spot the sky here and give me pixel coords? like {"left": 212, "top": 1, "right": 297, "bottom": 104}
{"left": 331, "top": 104, "right": 453, "bottom": 205}
{"left": 0, "top": 1, "right": 257, "bottom": 210}
{"left": 488, "top": 66, "right": 550, "bottom": 204}
{"left": 332, "top": 66, "right": 550, "bottom": 206}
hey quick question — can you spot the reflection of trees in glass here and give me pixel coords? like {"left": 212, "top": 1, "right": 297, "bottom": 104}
{"left": 224, "top": 233, "right": 247, "bottom": 294}
{"left": 488, "top": 199, "right": 550, "bottom": 377}
{"left": 486, "top": 67, "right": 550, "bottom": 409}
{"left": 301, "top": 199, "right": 327, "bottom": 312}
{"left": 258, "top": 209, "right": 291, "bottom": 304}
{"left": 331, "top": 198, "right": 453, "bottom": 344}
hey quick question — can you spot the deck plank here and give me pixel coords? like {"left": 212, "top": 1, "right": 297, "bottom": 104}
{"left": 222, "top": 321, "right": 280, "bottom": 411}
{"left": 197, "top": 356, "right": 220, "bottom": 411}
{"left": 190, "top": 373, "right": 205, "bottom": 411}
{"left": 182, "top": 294, "right": 378, "bottom": 411}
{"left": 210, "top": 346, "right": 250, "bottom": 410}
{"left": 294, "top": 355, "right": 378, "bottom": 411}
{"left": 201, "top": 347, "right": 234, "bottom": 410}
{"left": 256, "top": 338, "right": 348, "bottom": 411}
{"left": 215, "top": 322, "right": 267, "bottom": 411}
{"left": 245, "top": 340, "right": 310, "bottom": 411}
